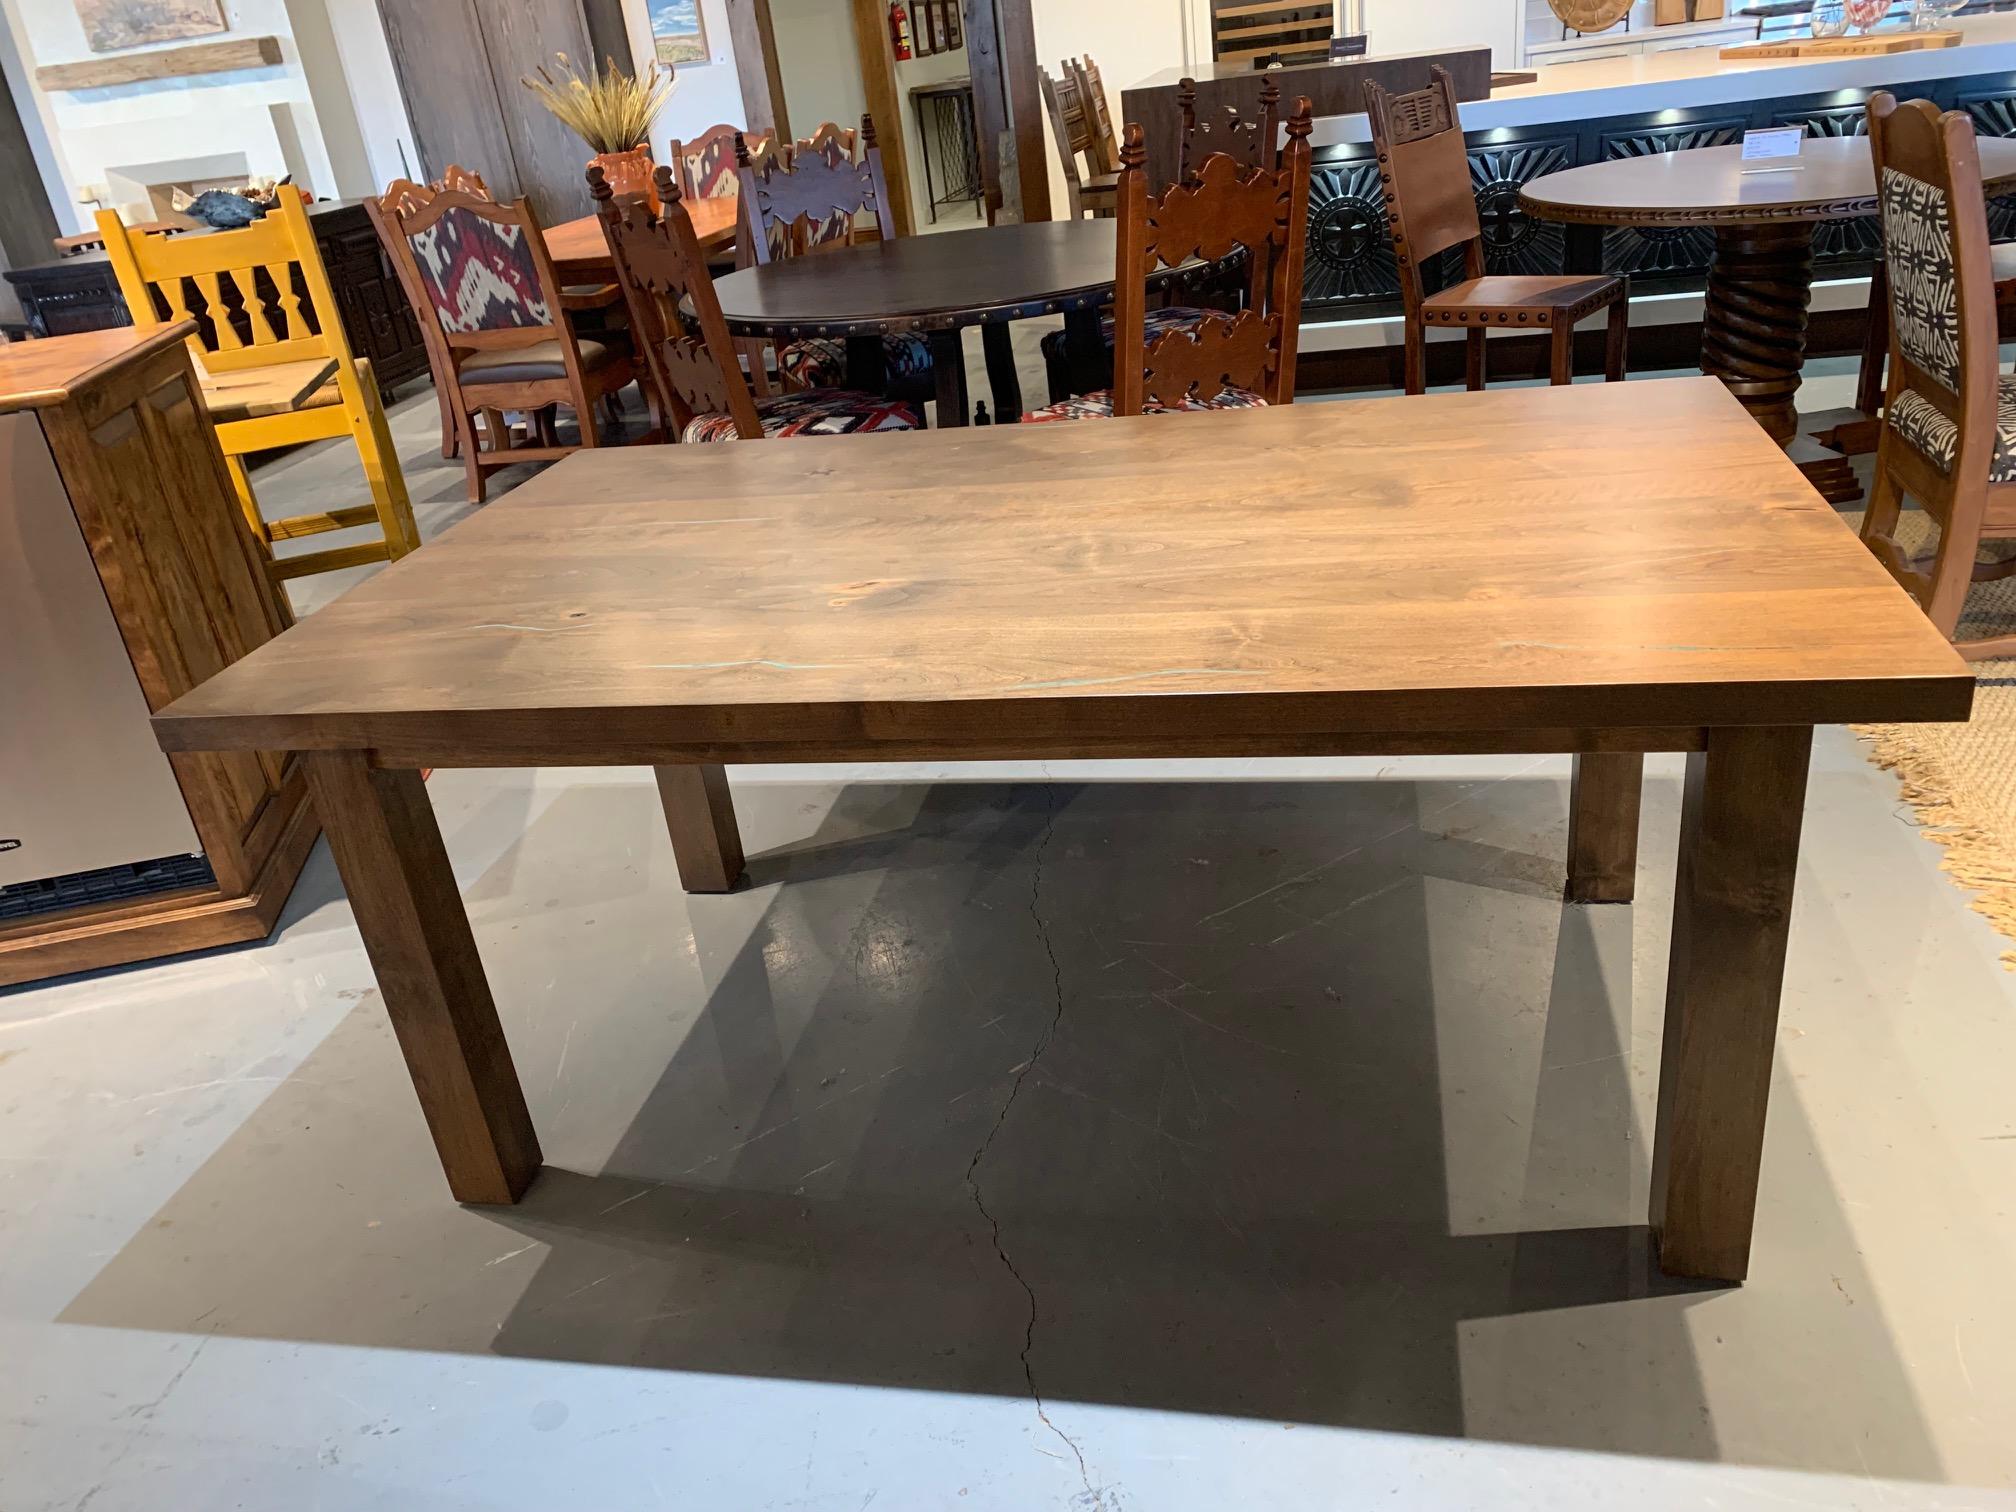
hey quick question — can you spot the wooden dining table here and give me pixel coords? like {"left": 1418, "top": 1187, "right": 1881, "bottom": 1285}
{"left": 1521, "top": 135, "right": 2016, "bottom": 500}
{"left": 543, "top": 193, "right": 740, "bottom": 283}
{"left": 152, "top": 376, "right": 1971, "bottom": 1285}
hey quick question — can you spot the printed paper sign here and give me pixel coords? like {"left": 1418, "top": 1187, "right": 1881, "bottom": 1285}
{"left": 1740, "top": 126, "right": 1805, "bottom": 162}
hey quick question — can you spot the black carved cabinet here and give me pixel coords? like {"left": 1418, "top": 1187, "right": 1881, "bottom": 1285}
{"left": 1301, "top": 70, "right": 2016, "bottom": 320}
{"left": 2, "top": 201, "right": 430, "bottom": 397}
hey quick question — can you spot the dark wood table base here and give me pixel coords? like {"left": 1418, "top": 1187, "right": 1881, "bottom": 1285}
{"left": 302, "top": 733, "right": 1806, "bottom": 1285}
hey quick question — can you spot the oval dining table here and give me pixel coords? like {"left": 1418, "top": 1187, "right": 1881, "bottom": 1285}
{"left": 710, "top": 220, "right": 1224, "bottom": 426}
{"left": 1521, "top": 135, "right": 2016, "bottom": 498}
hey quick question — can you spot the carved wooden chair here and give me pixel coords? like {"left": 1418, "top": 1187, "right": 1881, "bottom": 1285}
{"left": 1040, "top": 66, "right": 1118, "bottom": 219}
{"left": 97, "top": 186, "right": 418, "bottom": 595}
{"left": 368, "top": 172, "right": 636, "bottom": 503}
{"left": 736, "top": 117, "right": 935, "bottom": 401}
{"left": 1024, "top": 101, "right": 1314, "bottom": 422}
{"left": 1365, "top": 66, "right": 1628, "bottom": 395}
{"left": 1860, "top": 93, "right": 2016, "bottom": 659}
{"left": 1068, "top": 56, "right": 1120, "bottom": 175}
{"left": 795, "top": 120, "right": 860, "bottom": 163}
{"left": 591, "top": 161, "right": 921, "bottom": 444}
{"left": 668, "top": 123, "right": 779, "bottom": 200}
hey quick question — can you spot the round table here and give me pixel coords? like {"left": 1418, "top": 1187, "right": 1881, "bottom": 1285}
{"left": 1520, "top": 136, "right": 2016, "bottom": 459}
{"left": 711, "top": 220, "right": 1224, "bottom": 425}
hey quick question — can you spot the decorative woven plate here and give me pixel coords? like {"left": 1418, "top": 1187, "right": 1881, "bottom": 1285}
{"left": 1547, "top": 0, "right": 1633, "bottom": 29}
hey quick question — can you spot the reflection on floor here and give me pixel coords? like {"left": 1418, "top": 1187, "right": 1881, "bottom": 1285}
{"left": 3, "top": 376, "right": 2016, "bottom": 1510}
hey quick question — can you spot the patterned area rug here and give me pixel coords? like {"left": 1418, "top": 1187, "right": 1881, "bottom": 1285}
{"left": 1852, "top": 506, "right": 2016, "bottom": 962}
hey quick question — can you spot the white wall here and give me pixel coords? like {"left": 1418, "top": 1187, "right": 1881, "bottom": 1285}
{"left": 0, "top": 0, "right": 344, "bottom": 233}
{"left": 891, "top": 35, "right": 967, "bottom": 222}
{"left": 770, "top": 0, "right": 866, "bottom": 143}
{"left": 622, "top": 0, "right": 748, "bottom": 149}
{"left": 1363, "top": 0, "right": 1517, "bottom": 70}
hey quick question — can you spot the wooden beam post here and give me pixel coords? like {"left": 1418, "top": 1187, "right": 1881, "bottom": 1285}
{"left": 995, "top": 0, "right": 1051, "bottom": 222}
{"left": 850, "top": 0, "right": 917, "bottom": 237}
{"left": 725, "top": 0, "right": 790, "bottom": 141}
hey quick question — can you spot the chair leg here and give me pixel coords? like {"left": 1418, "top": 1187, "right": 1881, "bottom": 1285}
{"left": 1856, "top": 263, "right": 1889, "bottom": 418}
{"left": 1924, "top": 500, "right": 1983, "bottom": 641}
{"left": 1465, "top": 327, "right": 1486, "bottom": 392}
{"left": 437, "top": 376, "right": 459, "bottom": 460}
{"left": 353, "top": 359, "right": 420, "bottom": 557}
{"left": 1861, "top": 463, "right": 1904, "bottom": 557}
{"left": 1403, "top": 322, "right": 1427, "bottom": 397}
{"left": 221, "top": 451, "right": 269, "bottom": 547}
{"left": 1604, "top": 297, "right": 1629, "bottom": 383}
{"left": 1549, "top": 321, "right": 1574, "bottom": 386}
{"left": 461, "top": 409, "right": 490, "bottom": 505}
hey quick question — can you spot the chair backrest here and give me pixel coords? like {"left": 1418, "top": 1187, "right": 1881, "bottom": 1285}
{"left": 367, "top": 171, "right": 566, "bottom": 360}
{"left": 1052, "top": 65, "right": 1098, "bottom": 158}
{"left": 591, "top": 161, "right": 762, "bottom": 440}
{"left": 737, "top": 114, "right": 895, "bottom": 264}
{"left": 1868, "top": 91, "right": 2000, "bottom": 489}
{"left": 796, "top": 120, "right": 860, "bottom": 162}
{"left": 1077, "top": 56, "right": 1121, "bottom": 172}
{"left": 97, "top": 187, "right": 356, "bottom": 378}
{"left": 669, "top": 123, "right": 778, "bottom": 200}
{"left": 1110, "top": 98, "right": 1314, "bottom": 416}
{"left": 1039, "top": 66, "right": 1098, "bottom": 215}
{"left": 1176, "top": 75, "right": 1283, "bottom": 184}
{"left": 1363, "top": 65, "right": 1483, "bottom": 310}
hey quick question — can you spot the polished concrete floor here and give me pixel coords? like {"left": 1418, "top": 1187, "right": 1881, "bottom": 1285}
{"left": 5, "top": 371, "right": 2016, "bottom": 1510}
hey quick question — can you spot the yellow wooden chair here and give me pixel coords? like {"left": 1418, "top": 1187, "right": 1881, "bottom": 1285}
{"left": 97, "top": 188, "right": 419, "bottom": 596}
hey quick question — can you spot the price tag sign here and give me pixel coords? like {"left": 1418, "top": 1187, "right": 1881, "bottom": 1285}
{"left": 1740, "top": 126, "right": 1805, "bottom": 173}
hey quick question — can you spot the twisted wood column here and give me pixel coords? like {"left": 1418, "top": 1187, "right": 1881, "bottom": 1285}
{"left": 1700, "top": 220, "right": 1817, "bottom": 446}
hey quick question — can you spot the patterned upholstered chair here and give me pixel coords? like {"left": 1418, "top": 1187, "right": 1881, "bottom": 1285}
{"left": 1366, "top": 66, "right": 1628, "bottom": 394}
{"left": 369, "top": 171, "right": 637, "bottom": 503}
{"left": 1860, "top": 93, "right": 2016, "bottom": 659}
{"left": 669, "top": 123, "right": 779, "bottom": 200}
{"left": 591, "top": 161, "right": 920, "bottom": 444}
{"left": 1024, "top": 101, "right": 1314, "bottom": 422}
{"left": 737, "top": 116, "right": 934, "bottom": 402}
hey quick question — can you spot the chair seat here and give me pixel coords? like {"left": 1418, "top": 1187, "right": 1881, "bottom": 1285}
{"left": 1038, "top": 306, "right": 1222, "bottom": 361}
{"left": 460, "top": 338, "right": 612, "bottom": 386}
{"left": 683, "top": 389, "right": 923, "bottom": 443}
{"left": 1421, "top": 274, "right": 1624, "bottom": 328}
{"left": 778, "top": 331, "right": 935, "bottom": 391}
{"left": 1022, "top": 384, "right": 1267, "bottom": 422}
{"left": 201, "top": 358, "right": 344, "bottom": 424}
{"left": 1887, "top": 375, "right": 2016, "bottom": 482}
{"left": 1083, "top": 172, "right": 1119, "bottom": 198}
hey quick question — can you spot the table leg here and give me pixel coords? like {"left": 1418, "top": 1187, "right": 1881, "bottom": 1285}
{"left": 1700, "top": 221, "right": 1815, "bottom": 446}
{"left": 655, "top": 763, "right": 745, "bottom": 893}
{"left": 929, "top": 328, "right": 970, "bottom": 426}
{"left": 1061, "top": 306, "right": 1111, "bottom": 398}
{"left": 1565, "top": 752, "right": 1642, "bottom": 904}
{"left": 1650, "top": 725, "right": 1812, "bottom": 1282}
{"left": 981, "top": 321, "right": 1023, "bottom": 422}
{"left": 843, "top": 334, "right": 887, "bottom": 395}
{"left": 301, "top": 751, "right": 540, "bottom": 1205}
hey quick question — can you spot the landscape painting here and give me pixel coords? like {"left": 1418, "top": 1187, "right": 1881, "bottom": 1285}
{"left": 649, "top": 0, "right": 707, "bottom": 65}
{"left": 75, "top": 0, "right": 227, "bottom": 52}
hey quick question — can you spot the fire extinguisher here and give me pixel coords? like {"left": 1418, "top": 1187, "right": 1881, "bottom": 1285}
{"left": 890, "top": 0, "right": 914, "bottom": 59}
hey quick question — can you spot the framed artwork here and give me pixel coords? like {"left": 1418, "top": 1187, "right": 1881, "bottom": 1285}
{"left": 76, "top": 0, "right": 226, "bottom": 53}
{"left": 649, "top": 0, "right": 708, "bottom": 65}
{"left": 919, "top": 0, "right": 939, "bottom": 54}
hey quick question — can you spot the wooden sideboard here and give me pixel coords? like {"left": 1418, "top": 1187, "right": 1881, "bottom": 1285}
{"left": 1, "top": 200, "right": 431, "bottom": 397}
{"left": 0, "top": 325, "right": 317, "bottom": 986}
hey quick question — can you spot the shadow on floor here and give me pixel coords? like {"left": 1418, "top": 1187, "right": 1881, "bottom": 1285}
{"left": 57, "top": 775, "right": 1938, "bottom": 1475}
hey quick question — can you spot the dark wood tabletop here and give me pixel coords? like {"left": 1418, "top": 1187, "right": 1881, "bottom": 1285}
{"left": 1521, "top": 134, "right": 2016, "bottom": 227}
{"left": 712, "top": 220, "right": 1208, "bottom": 338}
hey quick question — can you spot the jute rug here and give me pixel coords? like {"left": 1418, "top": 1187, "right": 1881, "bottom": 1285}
{"left": 1850, "top": 506, "right": 2016, "bottom": 961}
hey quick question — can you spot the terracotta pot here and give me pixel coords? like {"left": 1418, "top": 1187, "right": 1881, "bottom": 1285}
{"left": 591, "top": 145, "right": 659, "bottom": 212}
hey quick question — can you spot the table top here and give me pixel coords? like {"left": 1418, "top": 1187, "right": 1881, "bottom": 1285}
{"left": 713, "top": 221, "right": 1196, "bottom": 337}
{"left": 544, "top": 196, "right": 739, "bottom": 277}
{"left": 1521, "top": 134, "right": 2016, "bottom": 227}
{"left": 153, "top": 377, "right": 1971, "bottom": 764}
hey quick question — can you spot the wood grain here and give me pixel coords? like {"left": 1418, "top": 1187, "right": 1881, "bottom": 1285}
{"left": 35, "top": 36, "right": 282, "bottom": 91}
{"left": 1566, "top": 752, "right": 1643, "bottom": 904}
{"left": 543, "top": 198, "right": 738, "bottom": 281}
{"left": 1650, "top": 724, "right": 1812, "bottom": 1281}
{"left": 301, "top": 750, "right": 541, "bottom": 1204}
{"left": 154, "top": 377, "right": 1973, "bottom": 763}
